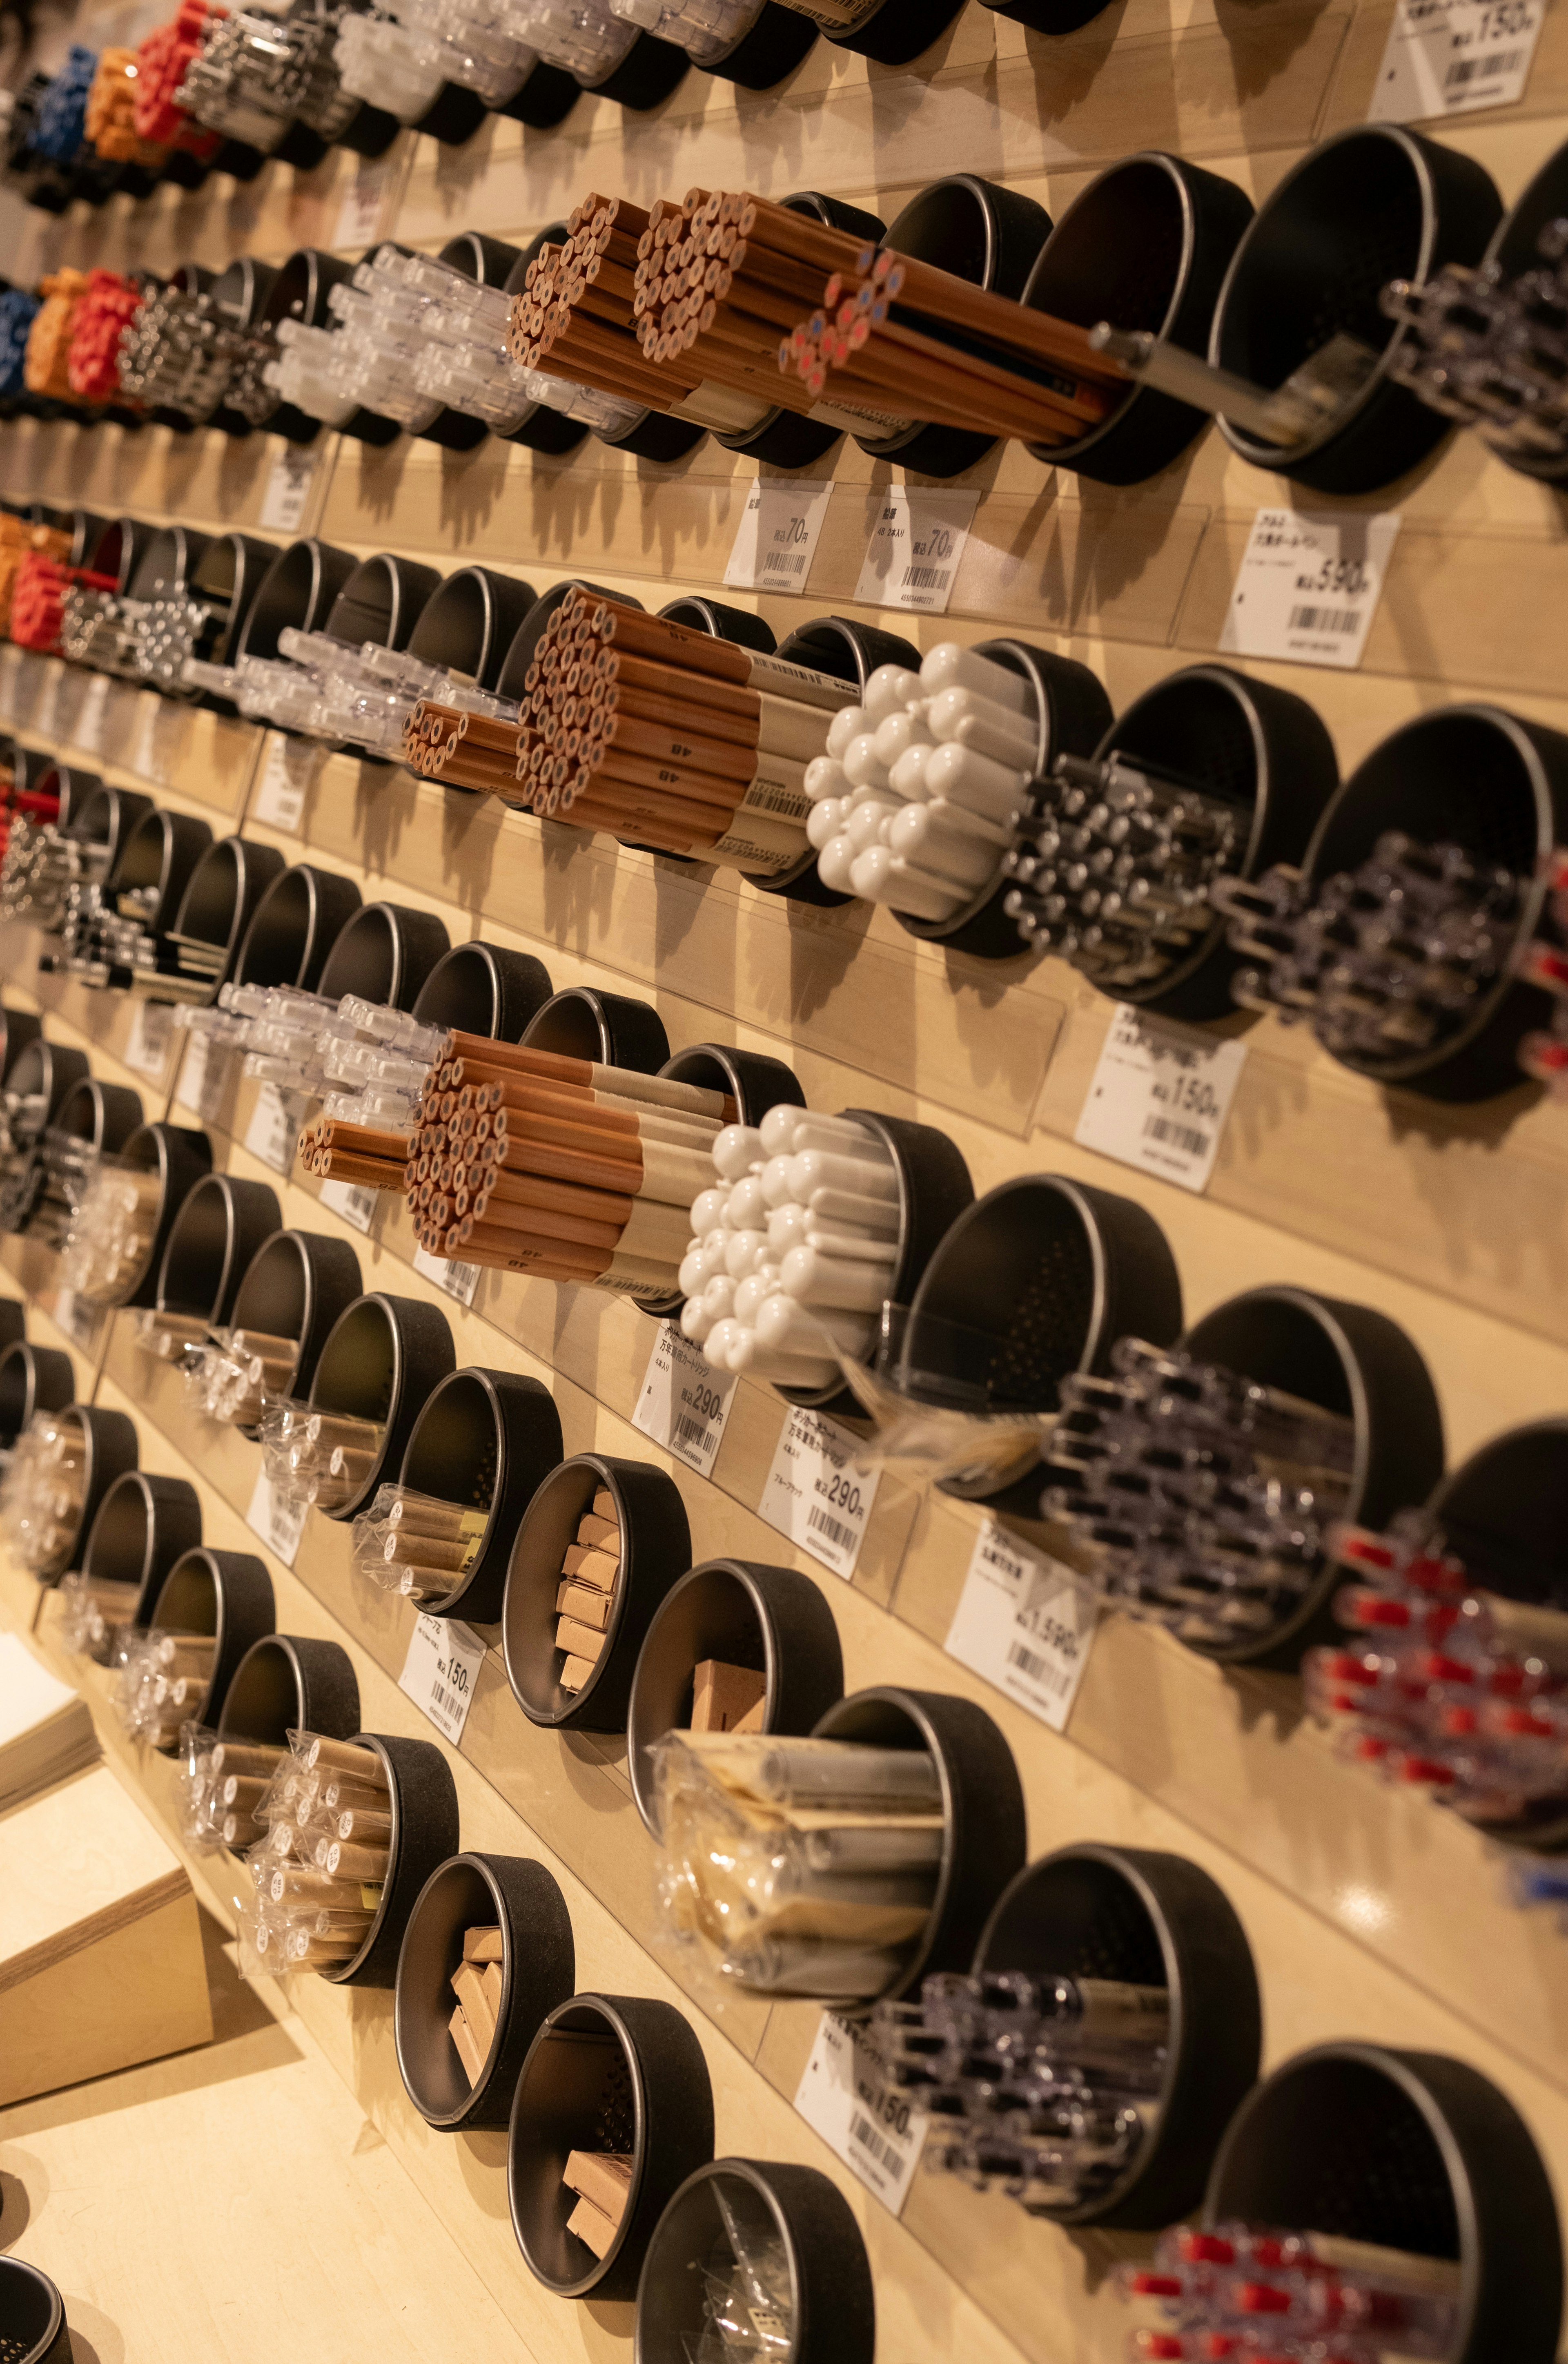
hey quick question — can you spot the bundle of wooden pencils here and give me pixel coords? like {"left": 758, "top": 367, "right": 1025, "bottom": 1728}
{"left": 405, "top": 1031, "right": 735, "bottom": 1294}
{"left": 778, "top": 244, "right": 1130, "bottom": 446}
{"left": 507, "top": 193, "right": 670, "bottom": 411}
{"left": 401, "top": 588, "right": 851, "bottom": 877}
{"left": 296, "top": 1115, "right": 411, "bottom": 1195}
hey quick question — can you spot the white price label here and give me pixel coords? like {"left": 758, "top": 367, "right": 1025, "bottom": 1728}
{"left": 123, "top": 999, "right": 176, "bottom": 1084}
{"left": 1076, "top": 1003, "right": 1248, "bottom": 1195}
{"left": 176, "top": 1030, "right": 229, "bottom": 1124}
{"left": 259, "top": 445, "right": 321, "bottom": 535}
{"left": 723, "top": 476, "right": 835, "bottom": 594}
{"left": 320, "top": 1176, "right": 378, "bottom": 1232}
{"left": 252, "top": 733, "right": 320, "bottom": 834}
{"left": 794, "top": 2012, "right": 927, "bottom": 2214}
{"left": 853, "top": 486, "right": 979, "bottom": 615}
{"left": 335, "top": 156, "right": 395, "bottom": 248}
{"left": 944, "top": 1519, "right": 1096, "bottom": 1733}
{"left": 131, "top": 694, "right": 162, "bottom": 780}
{"left": 399, "top": 1610, "right": 485, "bottom": 1743}
{"left": 1371, "top": 0, "right": 1542, "bottom": 118}
{"left": 243, "top": 1081, "right": 306, "bottom": 1176}
{"left": 52, "top": 1289, "right": 98, "bottom": 1351}
{"left": 412, "top": 1243, "right": 481, "bottom": 1307}
{"left": 1220, "top": 505, "right": 1401, "bottom": 671}
{"left": 631, "top": 1320, "right": 737, "bottom": 1477}
{"left": 247, "top": 1462, "right": 307, "bottom": 1568}
{"left": 760, "top": 1406, "right": 880, "bottom": 1579}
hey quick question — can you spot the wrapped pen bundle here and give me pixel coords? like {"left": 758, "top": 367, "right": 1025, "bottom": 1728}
{"left": 0, "top": 1407, "right": 87, "bottom": 1573}
{"left": 57, "top": 1568, "right": 142, "bottom": 1664}
{"left": 404, "top": 1032, "right": 731, "bottom": 1292}
{"left": 679, "top": 1104, "right": 899, "bottom": 1392}
{"left": 1305, "top": 1514, "right": 1568, "bottom": 1833}
{"left": 1210, "top": 833, "right": 1535, "bottom": 1072}
{"left": 1515, "top": 850, "right": 1568, "bottom": 1094}
{"left": 114, "top": 279, "right": 249, "bottom": 427}
{"left": 23, "top": 270, "right": 91, "bottom": 401}
{"left": 1118, "top": 2220, "right": 1462, "bottom": 2362}
{"left": 1040, "top": 1337, "right": 1357, "bottom": 1648}
{"left": 204, "top": 625, "right": 519, "bottom": 757}
{"left": 0, "top": 809, "right": 113, "bottom": 933}
{"left": 112, "top": 1623, "right": 217, "bottom": 1747}
{"left": 180, "top": 1324, "right": 299, "bottom": 1428}
{"left": 56, "top": 1160, "right": 163, "bottom": 1303}
{"left": 232, "top": 1731, "right": 392, "bottom": 1974}
{"left": 43, "top": 861, "right": 172, "bottom": 997}
{"left": 333, "top": 0, "right": 535, "bottom": 126}
{"left": 26, "top": 1126, "right": 102, "bottom": 1249}
{"left": 304, "top": 246, "right": 538, "bottom": 436}
{"left": 874, "top": 1965, "right": 1168, "bottom": 2215}
{"left": 405, "top": 587, "right": 847, "bottom": 878}
{"left": 0, "top": 1072, "right": 56, "bottom": 1232}
{"left": 56, "top": 582, "right": 143, "bottom": 676}
{"left": 85, "top": 47, "right": 168, "bottom": 168}
{"left": 1383, "top": 214, "right": 1568, "bottom": 474}
{"left": 8, "top": 555, "right": 120, "bottom": 655}
{"left": 180, "top": 984, "right": 445, "bottom": 1140}
{"left": 350, "top": 1481, "right": 488, "bottom": 1606}
{"left": 258, "top": 1397, "right": 387, "bottom": 1514}
{"left": 64, "top": 269, "right": 146, "bottom": 408}
{"left": 174, "top": 6, "right": 358, "bottom": 154}
{"left": 654, "top": 1730, "right": 946, "bottom": 2000}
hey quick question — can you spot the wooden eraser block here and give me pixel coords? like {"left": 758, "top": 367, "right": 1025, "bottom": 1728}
{"left": 564, "top": 2150, "right": 634, "bottom": 2219}
{"left": 463, "top": 1924, "right": 503, "bottom": 1963}
{"left": 692, "top": 1659, "right": 768, "bottom": 1735}
{"left": 451, "top": 1958, "right": 498, "bottom": 2053}
{"left": 591, "top": 1489, "right": 616, "bottom": 1521}
{"left": 480, "top": 1960, "right": 503, "bottom": 2017}
{"left": 449, "top": 2002, "right": 484, "bottom": 2087}
{"left": 559, "top": 1654, "right": 597, "bottom": 1693}
{"left": 576, "top": 1512, "right": 618, "bottom": 1549}
{"left": 566, "top": 2192, "right": 621, "bottom": 2260}
{"left": 557, "top": 1615, "right": 607, "bottom": 1661}
{"left": 734, "top": 1693, "right": 767, "bottom": 1734}
{"left": 556, "top": 1581, "right": 612, "bottom": 1630}
{"left": 570, "top": 1547, "right": 619, "bottom": 1591}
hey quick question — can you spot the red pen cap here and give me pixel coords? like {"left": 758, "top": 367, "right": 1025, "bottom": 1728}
{"left": 1123, "top": 2273, "right": 1183, "bottom": 2299}
{"left": 1329, "top": 1523, "right": 1396, "bottom": 1571}
{"left": 1176, "top": 2233, "right": 1236, "bottom": 2264}
{"left": 1234, "top": 2281, "right": 1291, "bottom": 2315}
{"left": 1129, "top": 2338, "right": 1185, "bottom": 2360}
{"left": 1391, "top": 1751, "right": 1457, "bottom": 1785}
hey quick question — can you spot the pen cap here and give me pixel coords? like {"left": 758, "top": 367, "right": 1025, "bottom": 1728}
{"left": 1295, "top": 703, "right": 1568, "bottom": 1099}
{"left": 503, "top": 1452, "right": 691, "bottom": 1731}
{"left": 234, "top": 863, "right": 364, "bottom": 995}
{"left": 412, "top": 940, "right": 555, "bottom": 1043}
{"left": 893, "top": 636, "right": 1114, "bottom": 960}
{"left": 856, "top": 176, "right": 1053, "bottom": 475}
{"left": 1205, "top": 2041, "right": 1563, "bottom": 2364}
{"left": 397, "top": 1365, "right": 564, "bottom": 1624}
{"left": 766, "top": 613, "right": 922, "bottom": 907}
{"left": 110, "top": 1122, "right": 213, "bottom": 1308}
{"left": 497, "top": 232, "right": 592, "bottom": 456}
{"left": 0, "top": 1004, "right": 41, "bottom": 1080}
{"left": 236, "top": 538, "right": 361, "bottom": 663}
{"left": 0, "top": 2255, "right": 71, "bottom": 2364}
{"left": 217, "top": 1632, "right": 361, "bottom": 1760}
{"left": 508, "top": 1993, "right": 714, "bottom": 2300}
{"left": 634, "top": 2158, "right": 874, "bottom": 2364}
{"left": 82, "top": 1467, "right": 203, "bottom": 1624}
{"left": 627, "top": 1557, "right": 846, "bottom": 1835}
{"left": 0, "top": 1339, "right": 74, "bottom": 1446}
{"left": 975, "top": 1842, "right": 1261, "bottom": 2227}
{"left": 1466, "top": 138, "right": 1568, "bottom": 484}
{"left": 155, "top": 1172, "right": 283, "bottom": 1329}
{"left": 713, "top": 192, "right": 887, "bottom": 470}
{"left": 228, "top": 1225, "right": 365, "bottom": 1405}
{"left": 406, "top": 238, "right": 525, "bottom": 452}
{"left": 892, "top": 1172, "right": 1183, "bottom": 1516}
{"left": 36, "top": 1401, "right": 139, "bottom": 1582}
{"left": 325, "top": 551, "right": 443, "bottom": 653}
{"left": 406, "top": 563, "right": 540, "bottom": 695}
{"left": 1180, "top": 1284, "right": 1445, "bottom": 1667}
{"left": 811, "top": 1686, "right": 1026, "bottom": 2000}
{"left": 497, "top": 578, "right": 645, "bottom": 700}
{"left": 307, "top": 1290, "right": 458, "bottom": 1519}
{"left": 109, "top": 806, "right": 215, "bottom": 936}
{"left": 316, "top": 898, "right": 453, "bottom": 1013}
{"left": 145, "top": 1543, "right": 275, "bottom": 1740}
{"left": 394, "top": 1850, "right": 575, "bottom": 2131}
{"left": 634, "top": 1039, "right": 806, "bottom": 1321}
{"left": 324, "top": 1731, "right": 460, "bottom": 1987}
{"left": 170, "top": 835, "right": 289, "bottom": 1004}
{"left": 521, "top": 984, "right": 670, "bottom": 1076}
{"left": 1210, "top": 124, "right": 1502, "bottom": 494}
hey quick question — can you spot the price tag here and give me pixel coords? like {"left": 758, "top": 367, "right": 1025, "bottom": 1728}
{"left": 335, "top": 156, "right": 395, "bottom": 248}
{"left": 399, "top": 1611, "right": 485, "bottom": 1744}
{"left": 759, "top": 1406, "right": 880, "bottom": 1580}
{"left": 243, "top": 1082, "right": 306, "bottom": 1176}
{"left": 131, "top": 694, "right": 161, "bottom": 780}
{"left": 52, "top": 1289, "right": 98, "bottom": 1351}
{"left": 853, "top": 486, "right": 980, "bottom": 615}
{"left": 412, "top": 1242, "right": 481, "bottom": 1307}
{"left": 631, "top": 1320, "right": 737, "bottom": 1477}
{"left": 723, "top": 477, "right": 835, "bottom": 594}
{"left": 1075, "top": 1003, "right": 1248, "bottom": 1195}
{"left": 943, "top": 1519, "right": 1096, "bottom": 1733}
{"left": 794, "top": 2012, "right": 927, "bottom": 2215}
{"left": 320, "top": 1176, "right": 378, "bottom": 1233}
{"left": 176, "top": 1030, "right": 229, "bottom": 1124}
{"left": 259, "top": 445, "right": 321, "bottom": 535}
{"left": 252, "top": 733, "right": 320, "bottom": 834}
{"left": 1370, "top": 0, "right": 1543, "bottom": 119}
{"left": 1220, "top": 505, "right": 1401, "bottom": 671}
{"left": 123, "top": 999, "right": 176, "bottom": 1084}
{"left": 247, "top": 1462, "right": 307, "bottom": 1569}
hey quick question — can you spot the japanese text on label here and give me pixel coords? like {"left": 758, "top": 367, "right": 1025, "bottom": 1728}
{"left": 724, "top": 476, "right": 835, "bottom": 593}
{"left": 1370, "top": 0, "right": 1543, "bottom": 120}
{"left": 1221, "top": 506, "right": 1402, "bottom": 671}
{"left": 944, "top": 1520, "right": 1096, "bottom": 1733}
{"left": 399, "top": 1612, "right": 486, "bottom": 1743}
{"left": 247, "top": 1463, "right": 307, "bottom": 1569}
{"left": 794, "top": 2011, "right": 927, "bottom": 2214}
{"left": 853, "top": 486, "right": 979, "bottom": 615}
{"left": 632, "top": 1321, "right": 738, "bottom": 1478}
{"left": 1075, "top": 1003, "right": 1249, "bottom": 1194}
{"left": 760, "top": 1406, "right": 880, "bottom": 1579}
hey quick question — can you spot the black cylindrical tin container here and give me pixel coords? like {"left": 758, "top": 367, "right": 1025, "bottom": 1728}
{"left": 108, "top": 807, "right": 214, "bottom": 937}
{"left": 80, "top": 1467, "right": 203, "bottom": 1625}
{"left": 170, "top": 835, "right": 290, "bottom": 997}
{"left": 233, "top": 863, "right": 363, "bottom": 994}
{"left": 0, "top": 2256, "right": 72, "bottom": 2364}
{"left": 217, "top": 1631, "right": 361, "bottom": 1746}
{"left": 236, "top": 538, "right": 361, "bottom": 663}
{"left": 316, "top": 900, "right": 453, "bottom": 1012}
{"left": 407, "top": 562, "right": 539, "bottom": 691}
{"left": 325, "top": 551, "right": 443, "bottom": 651}
{"left": 394, "top": 1850, "right": 575, "bottom": 2131}
{"left": 111, "top": 1122, "right": 213, "bottom": 1309}
{"left": 323, "top": 1731, "right": 460, "bottom": 1987}
{"left": 155, "top": 1173, "right": 283, "bottom": 1330}
{"left": 412, "top": 941, "right": 555, "bottom": 1042}
{"left": 521, "top": 986, "right": 670, "bottom": 1074}
{"left": 635, "top": 2159, "right": 874, "bottom": 2364}
{"left": 228, "top": 1226, "right": 365, "bottom": 1403}
{"left": 145, "top": 1544, "right": 276, "bottom": 1737}
{"left": 0, "top": 1005, "right": 41, "bottom": 1079}
{"left": 38, "top": 1401, "right": 139, "bottom": 1583}
{"left": 396, "top": 1366, "right": 564, "bottom": 1623}
{"left": 180, "top": 533, "right": 283, "bottom": 712}
{"left": 0, "top": 1339, "right": 74, "bottom": 1446}
{"left": 306, "top": 1290, "right": 457, "bottom": 1518}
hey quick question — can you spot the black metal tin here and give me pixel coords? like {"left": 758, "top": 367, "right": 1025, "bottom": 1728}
{"left": 155, "top": 1172, "right": 283, "bottom": 1329}
{"left": 494, "top": 58, "right": 580, "bottom": 122}
{"left": 394, "top": 1850, "right": 575, "bottom": 2131}
{"left": 1205, "top": 2042, "right": 1563, "bottom": 2364}
{"left": 109, "top": 808, "right": 214, "bottom": 935}
{"left": 714, "top": 193, "right": 886, "bottom": 468}
{"left": 171, "top": 835, "right": 289, "bottom": 996}
{"left": 579, "top": 27, "right": 688, "bottom": 107}
{"left": 498, "top": 232, "right": 592, "bottom": 457}
{"left": 508, "top": 1992, "right": 714, "bottom": 2299}
{"left": 86, "top": 518, "right": 155, "bottom": 595}
{"left": 1210, "top": 125, "right": 1503, "bottom": 495}
{"left": 522, "top": 986, "right": 670, "bottom": 1074}
{"left": 325, "top": 552, "right": 443, "bottom": 651}
{"left": 81, "top": 1467, "right": 203, "bottom": 1625}
{"left": 40, "top": 1401, "right": 139, "bottom": 1582}
{"left": 113, "top": 1122, "right": 213, "bottom": 1309}
{"left": 0, "top": 1299, "right": 24, "bottom": 1352}
{"left": 0, "top": 1006, "right": 41, "bottom": 1079}
{"left": 503, "top": 1452, "right": 691, "bottom": 1730}
{"left": 49, "top": 1076, "right": 145, "bottom": 1163}
{"left": 336, "top": 98, "right": 401, "bottom": 157}
{"left": 701, "top": 0, "right": 816, "bottom": 85}
{"left": 398, "top": 1366, "right": 564, "bottom": 1623}
{"left": 412, "top": 941, "right": 554, "bottom": 1041}
{"left": 1468, "top": 138, "right": 1568, "bottom": 484}
{"left": 627, "top": 1557, "right": 846, "bottom": 1834}
{"left": 145, "top": 1544, "right": 276, "bottom": 1737}
{"left": 256, "top": 251, "right": 350, "bottom": 444}
{"left": 229, "top": 1226, "right": 365, "bottom": 1402}
{"left": 209, "top": 259, "right": 280, "bottom": 439}
{"left": 316, "top": 899, "right": 453, "bottom": 1010}
{"left": 407, "top": 237, "right": 519, "bottom": 451}
{"left": 976, "top": 1842, "right": 1261, "bottom": 2227}
{"left": 593, "top": 406, "right": 707, "bottom": 464}
{"left": 812, "top": 1685, "right": 1025, "bottom": 1999}
{"left": 307, "top": 1290, "right": 457, "bottom": 1519}
{"left": 497, "top": 580, "right": 642, "bottom": 700}
{"left": 127, "top": 524, "right": 213, "bottom": 605}
{"left": 70, "top": 783, "right": 154, "bottom": 881}
{"left": 407, "top": 564, "right": 539, "bottom": 691}
{"left": 217, "top": 1630, "right": 361, "bottom": 1744}
{"left": 236, "top": 538, "right": 361, "bottom": 663}
{"left": 764, "top": 613, "right": 920, "bottom": 905}
{"left": 234, "top": 863, "right": 363, "bottom": 992}
{"left": 182, "top": 535, "right": 283, "bottom": 709}
{"left": 822, "top": 0, "right": 963, "bottom": 62}
{"left": 409, "top": 80, "right": 488, "bottom": 144}
{"left": 0, "top": 1340, "right": 74, "bottom": 1447}
{"left": 0, "top": 2256, "right": 71, "bottom": 2364}
{"left": 325, "top": 1731, "right": 460, "bottom": 1987}
{"left": 635, "top": 2159, "right": 874, "bottom": 2364}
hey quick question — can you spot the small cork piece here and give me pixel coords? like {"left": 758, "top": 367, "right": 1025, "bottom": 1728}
{"left": 450, "top": 2001, "right": 485, "bottom": 2086}
{"left": 555, "top": 1580, "right": 614, "bottom": 1628}
{"left": 463, "top": 1924, "right": 503, "bottom": 1963}
{"left": 565, "top": 1545, "right": 619, "bottom": 1590}
{"left": 564, "top": 2151, "right": 634, "bottom": 2219}
{"left": 557, "top": 1615, "right": 607, "bottom": 1662}
{"left": 692, "top": 1658, "right": 769, "bottom": 1735}
{"left": 576, "top": 1512, "right": 619, "bottom": 1550}
{"left": 452, "top": 1958, "right": 498, "bottom": 2053}
{"left": 591, "top": 1489, "right": 616, "bottom": 1520}
{"left": 480, "top": 1960, "right": 503, "bottom": 2017}
{"left": 566, "top": 2192, "right": 621, "bottom": 2259}
{"left": 560, "top": 1653, "right": 597, "bottom": 1693}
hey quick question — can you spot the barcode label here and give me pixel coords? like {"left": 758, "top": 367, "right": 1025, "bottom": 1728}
{"left": 633, "top": 1321, "right": 737, "bottom": 1478}
{"left": 1142, "top": 1111, "right": 1212, "bottom": 1160}
{"left": 946, "top": 1520, "right": 1097, "bottom": 1733}
{"left": 807, "top": 1503, "right": 860, "bottom": 1554}
{"left": 794, "top": 2013, "right": 926, "bottom": 2215}
{"left": 399, "top": 1612, "right": 485, "bottom": 1744}
{"left": 674, "top": 1410, "right": 718, "bottom": 1460}
{"left": 412, "top": 1244, "right": 481, "bottom": 1307}
{"left": 247, "top": 1464, "right": 307, "bottom": 1570}
{"left": 855, "top": 486, "right": 979, "bottom": 615}
{"left": 901, "top": 564, "right": 951, "bottom": 593}
{"left": 320, "top": 1177, "right": 377, "bottom": 1233}
{"left": 761, "top": 549, "right": 808, "bottom": 576}
{"left": 1077, "top": 1004, "right": 1247, "bottom": 1194}
{"left": 741, "top": 777, "right": 812, "bottom": 820}
{"left": 1287, "top": 602, "right": 1361, "bottom": 637}
{"left": 1444, "top": 44, "right": 1524, "bottom": 79}
{"left": 1371, "top": 0, "right": 1542, "bottom": 119}
{"left": 724, "top": 476, "right": 835, "bottom": 593}
{"left": 760, "top": 1407, "right": 880, "bottom": 1579}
